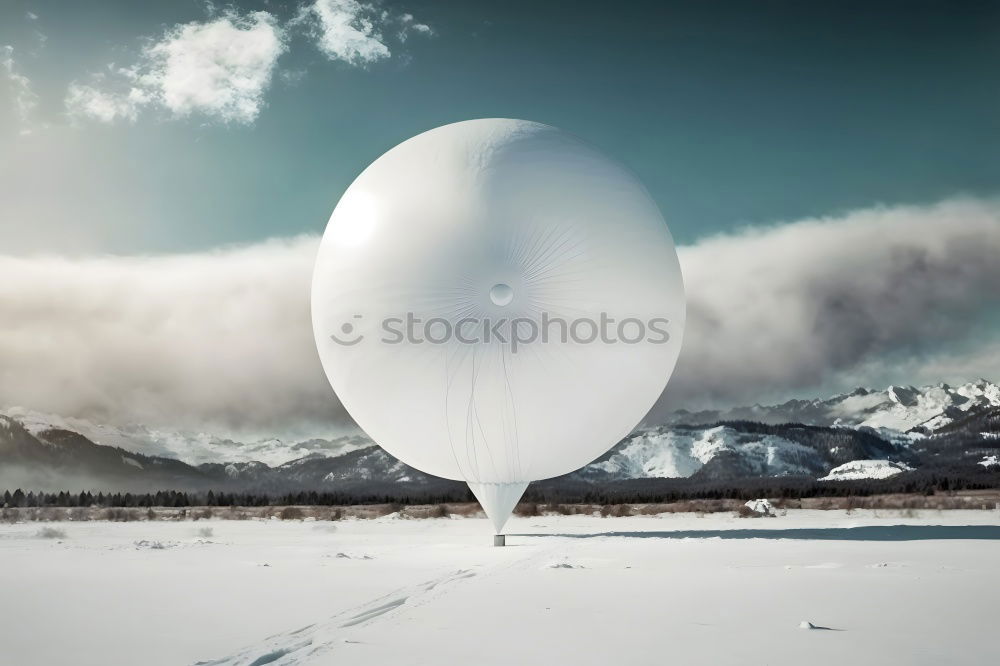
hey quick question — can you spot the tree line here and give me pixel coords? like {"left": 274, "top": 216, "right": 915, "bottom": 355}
{"left": 3, "top": 465, "right": 999, "bottom": 508}
{"left": 1, "top": 488, "right": 472, "bottom": 509}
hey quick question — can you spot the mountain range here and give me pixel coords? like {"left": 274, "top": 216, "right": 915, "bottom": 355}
{"left": 2, "top": 379, "right": 999, "bottom": 493}
{"left": 667, "top": 378, "right": 1000, "bottom": 432}
{"left": 1, "top": 406, "right": 370, "bottom": 466}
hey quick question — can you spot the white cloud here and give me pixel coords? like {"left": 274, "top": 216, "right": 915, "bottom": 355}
{"left": 3, "top": 199, "right": 998, "bottom": 437}
{"left": 65, "top": 80, "right": 147, "bottom": 123}
{"left": 298, "top": 0, "right": 432, "bottom": 64}
{"left": 299, "top": 0, "right": 390, "bottom": 64}
{"left": 66, "top": 11, "right": 286, "bottom": 125}
{"left": 26, "top": 11, "right": 39, "bottom": 21}
{"left": 64, "top": 3, "right": 431, "bottom": 125}
{"left": 1, "top": 45, "right": 39, "bottom": 134}
{"left": 398, "top": 11, "right": 433, "bottom": 42}
{"left": 144, "top": 12, "right": 286, "bottom": 123}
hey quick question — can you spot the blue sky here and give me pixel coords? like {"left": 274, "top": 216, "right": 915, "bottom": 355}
{"left": 1, "top": 1, "right": 999, "bottom": 436}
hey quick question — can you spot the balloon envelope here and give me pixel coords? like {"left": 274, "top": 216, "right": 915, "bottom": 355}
{"left": 312, "top": 119, "right": 685, "bottom": 532}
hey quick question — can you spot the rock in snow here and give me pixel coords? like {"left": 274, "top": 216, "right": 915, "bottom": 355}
{"left": 745, "top": 499, "right": 774, "bottom": 515}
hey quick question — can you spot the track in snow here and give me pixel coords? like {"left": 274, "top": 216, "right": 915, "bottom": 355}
{"left": 196, "top": 568, "right": 480, "bottom": 666}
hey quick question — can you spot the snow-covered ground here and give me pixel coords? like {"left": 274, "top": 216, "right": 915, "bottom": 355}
{"left": 2, "top": 510, "right": 1000, "bottom": 665}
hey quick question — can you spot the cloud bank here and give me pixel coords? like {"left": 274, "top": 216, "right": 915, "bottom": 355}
{"left": 655, "top": 197, "right": 1000, "bottom": 417}
{"left": 2, "top": 199, "right": 999, "bottom": 437}
{"left": 0, "top": 236, "right": 338, "bottom": 436}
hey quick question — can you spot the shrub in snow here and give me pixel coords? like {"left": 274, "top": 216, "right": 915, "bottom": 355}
{"left": 371, "top": 502, "right": 405, "bottom": 519}
{"left": 599, "top": 504, "right": 632, "bottom": 517}
{"left": 103, "top": 508, "right": 138, "bottom": 522}
{"left": 279, "top": 507, "right": 305, "bottom": 520}
{"left": 515, "top": 502, "right": 540, "bottom": 517}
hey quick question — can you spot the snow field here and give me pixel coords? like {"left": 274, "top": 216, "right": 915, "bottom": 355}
{"left": 1, "top": 510, "right": 999, "bottom": 665}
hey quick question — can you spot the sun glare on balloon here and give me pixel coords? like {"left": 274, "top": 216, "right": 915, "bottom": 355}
{"left": 329, "top": 190, "right": 378, "bottom": 247}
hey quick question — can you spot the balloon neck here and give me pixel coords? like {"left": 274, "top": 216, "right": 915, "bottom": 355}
{"left": 467, "top": 481, "right": 529, "bottom": 535}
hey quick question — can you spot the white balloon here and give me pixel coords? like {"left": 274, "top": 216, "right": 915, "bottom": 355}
{"left": 312, "top": 119, "right": 685, "bottom": 533}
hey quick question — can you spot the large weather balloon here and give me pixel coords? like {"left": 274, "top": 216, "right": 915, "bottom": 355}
{"left": 312, "top": 119, "right": 685, "bottom": 535}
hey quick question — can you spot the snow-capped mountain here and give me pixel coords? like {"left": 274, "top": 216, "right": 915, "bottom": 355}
{"left": 581, "top": 426, "right": 818, "bottom": 480}
{"left": 592, "top": 379, "right": 1000, "bottom": 482}
{"left": 0, "top": 415, "right": 449, "bottom": 495}
{"left": 1, "top": 406, "right": 371, "bottom": 466}
{"left": 0, "top": 416, "right": 219, "bottom": 492}
{"left": 668, "top": 379, "right": 1000, "bottom": 432}
{"left": 578, "top": 421, "right": 910, "bottom": 482}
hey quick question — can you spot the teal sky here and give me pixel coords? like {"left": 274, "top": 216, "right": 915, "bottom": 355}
{"left": 2, "top": 0, "right": 999, "bottom": 254}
